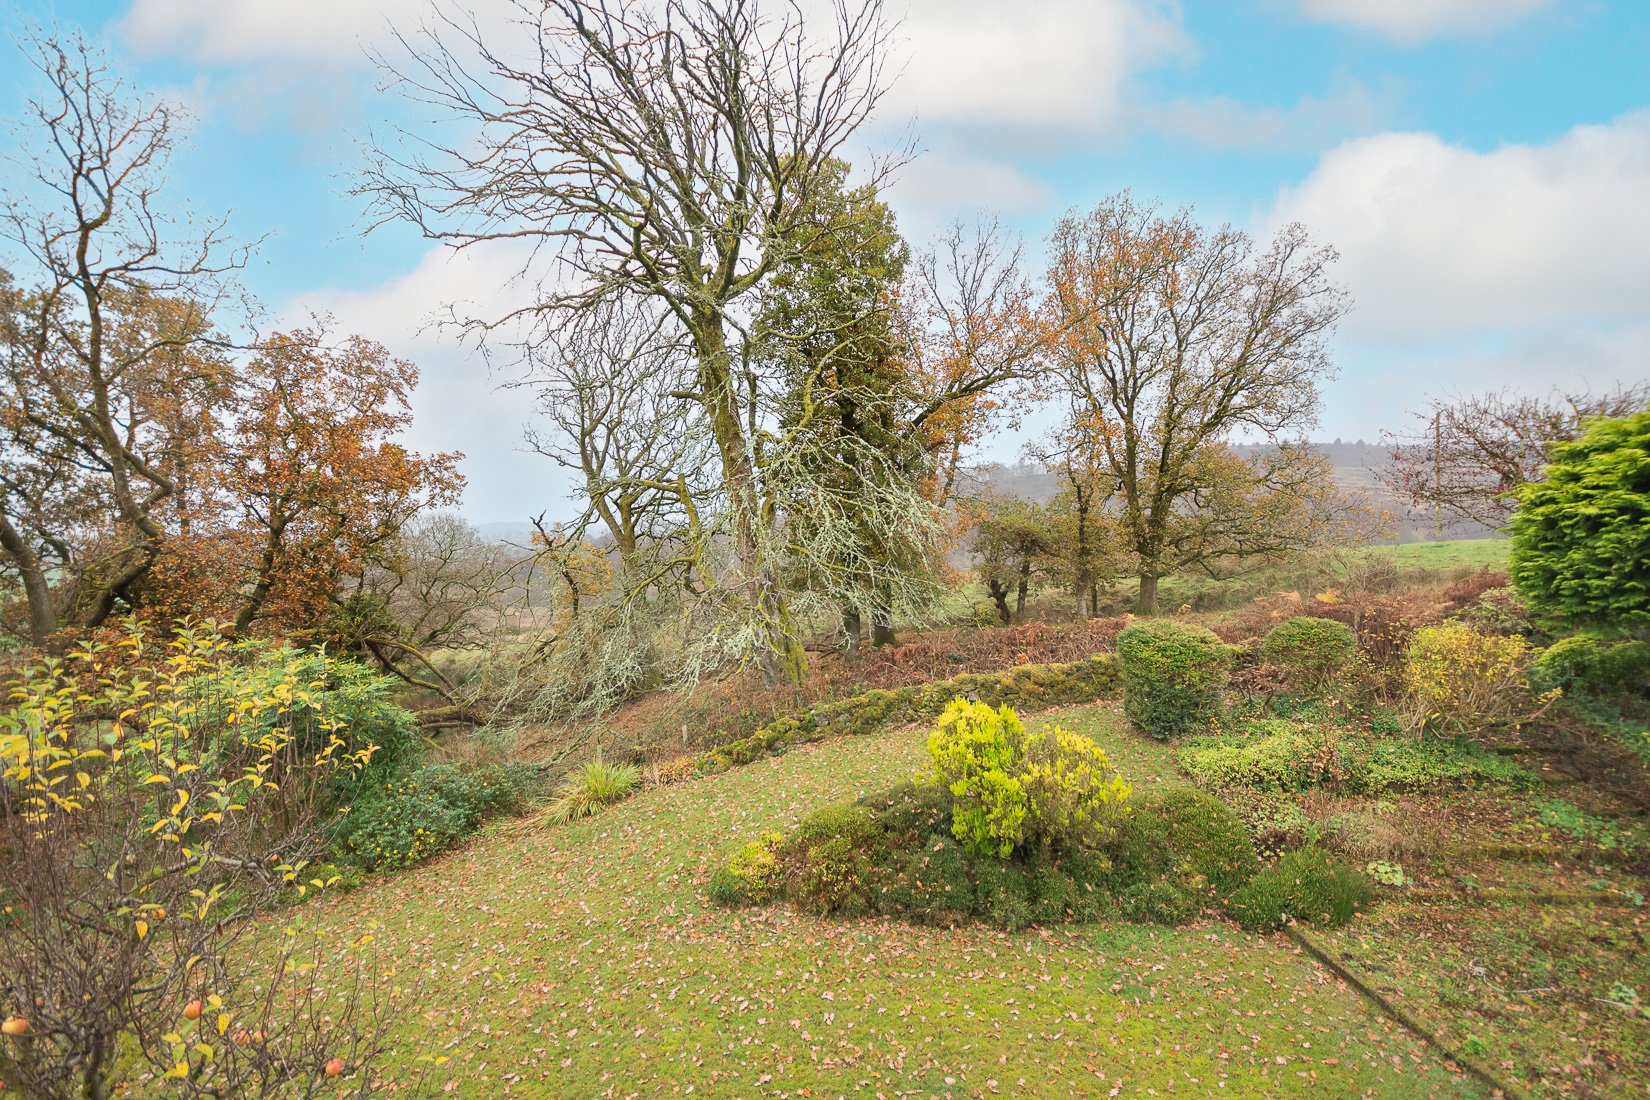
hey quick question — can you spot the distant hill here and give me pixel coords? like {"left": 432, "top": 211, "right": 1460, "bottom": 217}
{"left": 964, "top": 442, "right": 1501, "bottom": 545}
{"left": 474, "top": 521, "right": 540, "bottom": 547}
{"left": 475, "top": 443, "right": 1502, "bottom": 547}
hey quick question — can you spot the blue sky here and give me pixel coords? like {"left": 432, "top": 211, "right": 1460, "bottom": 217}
{"left": 2, "top": 0, "right": 1647, "bottom": 522}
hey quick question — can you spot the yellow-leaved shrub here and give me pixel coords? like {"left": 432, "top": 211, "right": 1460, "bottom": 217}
{"left": 1403, "top": 623, "right": 1553, "bottom": 736}
{"left": 926, "top": 697, "right": 1132, "bottom": 858}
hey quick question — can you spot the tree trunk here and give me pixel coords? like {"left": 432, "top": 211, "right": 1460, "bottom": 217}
{"left": 691, "top": 313, "right": 806, "bottom": 683}
{"left": 987, "top": 579, "right": 1012, "bottom": 625}
{"left": 871, "top": 614, "right": 896, "bottom": 647}
{"left": 842, "top": 607, "right": 862, "bottom": 655}
{"left": 0, "top": 511, "right": 56, "bottom": 646}
{"left": 1015, "top": 559, "right": 1030, "bottom": 623}
{"left": 1136, "top": 572, "right": 1160, "bottom": 615}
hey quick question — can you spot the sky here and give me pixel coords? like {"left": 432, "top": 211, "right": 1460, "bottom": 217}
{"left": 1, "top": 0, "right": 1647, "bottom": 523}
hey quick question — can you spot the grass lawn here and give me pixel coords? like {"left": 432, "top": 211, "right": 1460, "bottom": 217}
{"left": 1365, "top": 538, "right": 1510, "bottom": 577}
{"left": 290, "top": 707, "right": 1483, "bottom": 1098}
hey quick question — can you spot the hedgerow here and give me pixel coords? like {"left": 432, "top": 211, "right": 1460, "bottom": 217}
{"left": 697, "top": 654, "right": 1121, "bottom": 772}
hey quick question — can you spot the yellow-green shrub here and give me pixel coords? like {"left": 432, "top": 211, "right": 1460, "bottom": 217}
{"left": 926, "top": 699, "right": 1028, "bottom": 857}
{"left": 1403, "top": 623, "right": 1543, "bottom": 735}
{"left": 707, "top": 831, "right": 784, "bottom": 907}
{"left": 926, "top": 698, "right": 1131, "bottom": 858}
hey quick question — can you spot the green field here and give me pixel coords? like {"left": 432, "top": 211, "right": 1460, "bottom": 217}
{"left": 1365, "top": 538, "right": 1510, "bottom": 576}
{"left": 291, "top": 707, "right": 1483, "bottom": 1098}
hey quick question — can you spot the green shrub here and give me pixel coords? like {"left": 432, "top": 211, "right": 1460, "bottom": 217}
{"left": 868, "top": 831, "right": 975, "bottom": 925}
{"left": 971, "top": 859, "right": 1035, "bottom": 930}
{"left": 1117, "top": 620, "right": 1231, "bottom": 738}
{"left": 339, "top": 763, "right": 533, "bottom": 870}
{"left": 1260, "top": 617, "right": 1357, "bottom": 690}
{"left": 789, "top": 805, "right": 881, "bottom": 915}
{"left": 1403, "top": 623, "right": 1539, "bottom": 735}
{"left": 795, "top": 803, "right": 882, "bottom": 851}
{"left": 925, "top": 698, "right": 1131, "bottom": 858}
{"left": 1226, "top": 847, "right": 1373, "bottom": 932}
{"left": 1454, "top": 586, "right": 1535, "bottom": 637}
{"left": 860, "top": 782, "right": 954, "bottom": 843}
{"left": 707, "top": 831, "right": 785, "bottom": 907}
{"left": 1183, "top": 721, "right": 1531, "bottom": 797}
{"left": 1342, "top": 737, "right": 1533, "bottom": 794}
{"left": 199, "top": 645, "right": 421, "bottom": 789}
{"left": 797, "top": 836, "right": 870, "bottom": 915}
{"left": 1225, "top": 791, "right": 1315, "bottom": 859}
{"left": 546, "top": 754, "right": 642, "bottom": 824}
{"left": 1140, "top": 788, "right": 1260, "bottom": 901}
{"left": 1535, "top": 635, "right": 1650, "bottom": 697}
{"left": 1178, "top": 723, "right": 1346, "bottom": 793}
{"left": 1024, "top": 854, "right": 1088, "bottom": 923}
{"left": 1120, "top": 880, "right": 1199, "bottom": 926}
{"left": 1511, "top": 409, "right": 1650, "bottom": 630}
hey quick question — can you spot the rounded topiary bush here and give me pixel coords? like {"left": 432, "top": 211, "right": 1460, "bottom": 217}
{"left": 1117, "top": 620, "right": 1231, "bottom": 738}
{"left": 1260, "top": 616, "right": 1357, "bottom": 690}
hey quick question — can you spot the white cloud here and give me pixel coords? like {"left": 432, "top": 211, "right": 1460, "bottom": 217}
{"left": 122, "top": 0, "right": 1184, "bottom": 147}
{"left": 1267, "top": 112, "right": 1650, "bottom": 342}
{"left": 882, "top": 145, "right": 1055, "bottom": 238}
{"left": 118, "top": 0, "right": 409, "bottom": 64}
{"left": 1146, "top": 81, "right": 1393, "bottom": 152}
{"left": 285, "top": 241, "right": 571, "bottom": 522}
{"left": 1295, "top": 0, "right": 1552, "bottom": 42}
{"left": 881, "top": 0, "right": 1185, "bottom": 143}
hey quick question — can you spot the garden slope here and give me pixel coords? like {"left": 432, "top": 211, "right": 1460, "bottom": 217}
{"left": 295, "top": 705, "right": 1481, "bottom": 1098}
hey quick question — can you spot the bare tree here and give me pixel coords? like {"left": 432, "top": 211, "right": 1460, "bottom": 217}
{"left": 362, "top": 0, "right": 900, "bottom": 682}
{"left": 0, "top": 31, "right": 248, "bottom": 646}
{"left": 1023, "top": 401, "right": 1120, "bottom": 617}
{"left": 1380, "top": 384, "right": 1650, "bottom": 529}
{"left": 903, "top": 217, "right": 1045, "bottom": 506}
{"left": 1043, "top": 194, "right": 1349, "bottom": 613}
{"left": 519, "top": 301, "right": 714, "bottom": 597}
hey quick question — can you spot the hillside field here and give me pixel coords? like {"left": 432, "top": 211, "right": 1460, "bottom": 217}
{"left": 287, "top": 696, "right": 1648, "bottom": 1098}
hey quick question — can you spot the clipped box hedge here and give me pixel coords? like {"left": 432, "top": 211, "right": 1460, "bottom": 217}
{"left": 1117, "top": 620, "right": 1231, "bottom": 739}
{"left": 696, "top": 654, "right": 1121, "bottom": 773}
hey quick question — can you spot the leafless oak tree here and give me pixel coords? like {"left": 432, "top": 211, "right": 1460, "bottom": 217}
{"left": 1043, "top": 193, "right": 1350, "bottom": 613}
{"left": 362, "top": 0, "right": 900, "bottom": 681}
